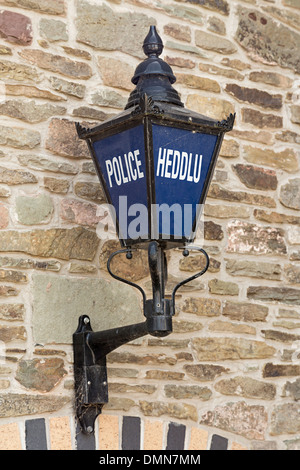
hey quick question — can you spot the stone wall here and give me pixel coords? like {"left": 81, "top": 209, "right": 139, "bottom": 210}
{"left": 0, "top": 0, "right": 299, "bottom": 451}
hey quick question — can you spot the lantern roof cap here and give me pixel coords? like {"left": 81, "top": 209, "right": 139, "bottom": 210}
{"left": 127, "top": 26, "right": 183, "bottom": 108}
{"left": 131, "top": 26, "right": 175, "bottom": 85}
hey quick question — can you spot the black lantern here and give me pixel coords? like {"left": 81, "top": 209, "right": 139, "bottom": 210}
{"left": 74, "top": 26, "right": 235, "bottom": 434}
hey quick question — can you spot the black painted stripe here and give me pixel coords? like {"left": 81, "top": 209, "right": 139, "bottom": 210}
{"left": 166, "top": 422, "right": 186, "bottom": 450}
{"left": 25, "top": 418, "right": 47, "bottom": 450}
{"left": 122, "top": 416, "right": 141, "bottom": 450}
{"left": 75, "top": 420, "right": 96, "bottom": 450}
{"left": 210, "top": 434, "right": 228, "bottom": 450}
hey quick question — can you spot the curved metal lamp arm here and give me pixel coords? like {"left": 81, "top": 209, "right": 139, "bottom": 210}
{"left": 107, "top": 247, "right": 146, "bottom": 310}
{"left": 171, "top": 247, "right": 210, "bottom": 308}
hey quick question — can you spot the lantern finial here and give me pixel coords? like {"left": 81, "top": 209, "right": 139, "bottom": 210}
{"left": 143, "top": 25, "right": 163, "bottom": 58}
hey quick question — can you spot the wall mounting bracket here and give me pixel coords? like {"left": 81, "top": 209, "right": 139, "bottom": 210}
{"left": 73, "top": 241, "right": 209, "bottom": 434}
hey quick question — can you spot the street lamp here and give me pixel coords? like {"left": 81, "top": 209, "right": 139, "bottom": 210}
{"left": 74, "top": 25, "right": 235, "bottom": 434}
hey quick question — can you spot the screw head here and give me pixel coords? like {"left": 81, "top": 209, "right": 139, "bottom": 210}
{"left": 84, "top": 317, "right": 90, "bottom": 324}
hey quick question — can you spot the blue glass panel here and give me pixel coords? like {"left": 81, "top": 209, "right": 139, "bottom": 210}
{"left": 152, "top": 123, "right": 218, "bottom": 239}
{"left": 92, "top": 125, "right": 148, "bottom": 240}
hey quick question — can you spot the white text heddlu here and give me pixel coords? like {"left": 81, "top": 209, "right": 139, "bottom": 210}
{"left": 156, "top": 147, "right": 203, "bottom": 182}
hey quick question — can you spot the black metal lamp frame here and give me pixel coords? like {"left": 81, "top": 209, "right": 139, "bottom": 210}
{"left": 73, "top": 241, "right": 209, "bottom": 434}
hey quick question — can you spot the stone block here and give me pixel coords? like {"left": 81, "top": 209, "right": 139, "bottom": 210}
{"left": 0, "top": 10, "right": 32, "bottom": 45}
{"left": 174, "top": 0, "right": 229, "bottom": 15}
{"left": 261, "top": 329, "right": 300, "bottom": 343}
{"left": 227, "top": 220, "right": 287, "bottom": 255}
{"left": 215, "top": 376, "right": 276, "bottom": 400}
{"left": 0, "top": 125, "right": 40, "bottom": 149}
{"left": 0, "top": 59, "right": 40, "bottom": 82}
{"left": 76, "top": 0, "right": 155, "bottom": 58}
{"left": 60, "top": 198, "right": 99, "bottom": 227}
{"left": 16, "top": 358, "right": 67, "bottom": 392}
{"left": 182, "top": 297, "right": 221, "bottom": 316}
{"left": 0, "top": 165, "right": 37, "bottom": 185}
{"left": 18, "top": 154, "right": 78, "bottom": 175}
{"left": 164, "top": 384, "right": 212, "bottom": 400}
{"left": 176, "top": 73, "right": 220, "bottom": 92}
{"left": 44, "top": 177, "right": 69, "bottom": 194}
{"left": 74, "top": 181, "right": 104, "bottom": 203}
{"left": 0, "top": 227, "right": 99, "bottom": 260}
{"left": 186, "top": 95, "right": 234, "bottom": 120}
{"left": 232, "top": 164, "right": 277, "bottom": 190}
{"left": 195, "top": 30, "right": 236, "bottom": 54}
{"left": 164, "top": 23, "right": 191, "bottom": 42}
{"left": 271, "top": 403, "right": 300, "bottom": 435}
{"left": 208, "top": 278, "right": 239, "bottom": 295}
{"left": 32, "top": 273, "right": 142, "bottom": 343}
{"left": 39, "top": 19, "right": 68, "bottom": 42}
{"left": 208, "top": 183, "right": 276, "bottom": 208}
{"left": 49, "top": 76, "right": 86, "bottom": 99}
{"left": 254, "top": 209, "right": 300, "bottom": 226}
{"left": 223, "top": 301, "right": 268, "bottom": 322}
{"left": 242, "top": 108, "right": 282, "bottom": 129}
{"left": 45, "top": 118, "right": 89, "bottom": 159}
{"left": 5, "top": 84, "right": 66, "bottom": 101}
{"left": 225, "top": 259, "right": 281, "bottom": 280}
{"left": 263, "top": 363, "right": 300, "bottom": 378}
{"left": 243, "top": 146, "right": 298, "bottom": 173}
{"left": 247, "top": 286, "right": 300, "bottom": 305}
{"left": 19, "top": 49, "right": 92, "bottom": 80}
{"left": 0, "top": 393, "right": 68, "bottom": 418}
{"left": 0, "top": 0, "right": 65, "bottom": 15}
{"left": 280, "top": 179, "right": 300, "bottom": 210}
{"left": 139, "top": 400, "right": 197, "bottom": 421}
{"left": 236, "top": 6, "right": 300, "bottom": 73}
{"left": 262, "top": 5, "right": 300, "bottom": 33}
{"left": 15, "top": 194, "right": 53, "bottom": 225}
{"left": 249, "top": 70, "right": 293, "bottom": 88}
{"left": 226, "top": 83, "right": 282, "bottom": 109}
{"left": 184, "top": 363, "right": 229, "bottom": 382}
{"left": 97, "top": 57, "right": 134, "bottom": 91}
{"left": 91, "top": 89, "right": 127, "bottom": 109}
{"left": 200, "top": 401, "right": 267, "bottom": 440}
{"left": 192, "top": 337, "right": 275, "bottom": 361}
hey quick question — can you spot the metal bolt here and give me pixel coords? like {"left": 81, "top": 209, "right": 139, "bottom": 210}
{"left": 103, "top": 381, "right": 107, "bottom": 386}
{"left": 86, "top": 426, "right": 93, "bottom": 434}
{"left": 84, "top": 317, "right": 90, "bottom": 324}
{"left": 87, "top": 381, "right": 91, "bottom": 385}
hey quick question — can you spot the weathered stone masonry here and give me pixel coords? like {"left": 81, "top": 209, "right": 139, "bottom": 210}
{"left": 0, "top": 0, "right": 299, "bottom": 450}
